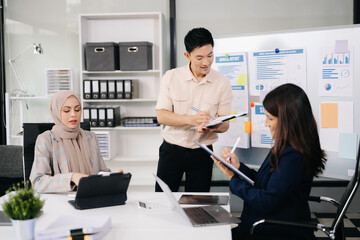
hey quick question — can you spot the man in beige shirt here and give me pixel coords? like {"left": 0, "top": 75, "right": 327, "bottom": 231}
{"left": 155, "top": 27, "right": 233, "bottom": 192}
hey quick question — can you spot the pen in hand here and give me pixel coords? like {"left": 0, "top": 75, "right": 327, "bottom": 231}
{"left": 226, "top": 137, "right": 241, "bottom": 163}
{"left": 191, "top": 106, "right": 214, "bottom": 119}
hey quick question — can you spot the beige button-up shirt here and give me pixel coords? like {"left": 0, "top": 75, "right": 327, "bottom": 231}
{"left": 156, "top": 64, "right": 233, "bottom": 149}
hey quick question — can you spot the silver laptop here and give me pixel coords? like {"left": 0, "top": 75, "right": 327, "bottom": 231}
{"left": 154, "top": 175, "right": 240, "bottom": 227}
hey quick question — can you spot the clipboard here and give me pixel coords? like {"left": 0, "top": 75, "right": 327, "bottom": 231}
{"left": 195, "top": 142, "right": 254, "bottom": 186}
{"left": 190, "top": 113, "right": 246, "bottom": 130}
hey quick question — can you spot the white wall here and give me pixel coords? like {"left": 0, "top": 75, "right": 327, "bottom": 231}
{"left": 4, "top": 0, "right": 353, "bottom": 98}
{"left": 175, "top": 0, "right": 353, "bottom": 66}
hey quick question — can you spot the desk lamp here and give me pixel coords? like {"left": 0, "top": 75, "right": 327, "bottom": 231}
{"left": 8, "top": 43, "right": 44, "bottom": 97}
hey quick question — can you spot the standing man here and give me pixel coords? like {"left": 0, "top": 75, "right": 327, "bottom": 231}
{"left": 155, "top": 27, "right": 233, "bottom": 192}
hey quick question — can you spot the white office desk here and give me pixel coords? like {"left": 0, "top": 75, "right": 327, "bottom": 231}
{"left": 0, "top": 192, "right": 231, "bottom": 240}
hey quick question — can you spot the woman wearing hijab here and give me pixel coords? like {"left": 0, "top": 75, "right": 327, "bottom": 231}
{"left": 30, "top": 90, "right": 113, "bottom": 193}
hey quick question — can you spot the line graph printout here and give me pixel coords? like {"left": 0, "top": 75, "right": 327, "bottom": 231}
{"left": 319, "top": 46, "right": 353, "bottom": 97}
{"left": 249, "top": 49, "right": 307, "bottom": 96}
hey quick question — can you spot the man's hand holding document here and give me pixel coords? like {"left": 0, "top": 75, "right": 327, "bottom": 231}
{"left": 190, "top": 113, "right": 247, "bottom": 130}
{"left": 196, "top": 142, "right": 254, "bottom": 186}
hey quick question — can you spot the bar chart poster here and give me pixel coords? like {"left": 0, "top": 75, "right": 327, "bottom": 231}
{"left": 248, "top": 48, "right": 306, "bottom": 96}
{"left": 319, "top": 47, "right": 353, "bottom": 97}
{"left": 250, "top": 102, "right": 272, "bottom": 148}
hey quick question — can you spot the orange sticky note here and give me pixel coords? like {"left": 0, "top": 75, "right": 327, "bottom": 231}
{"left": 245, "top": 121, "right": 251, "bottom": 133}
{"left": 320, "top": 103, "right": 338, "bottom": 128}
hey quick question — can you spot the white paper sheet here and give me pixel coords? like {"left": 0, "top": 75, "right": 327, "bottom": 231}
{"left": 249, "top": 48, "right": 307, "bottom": 96}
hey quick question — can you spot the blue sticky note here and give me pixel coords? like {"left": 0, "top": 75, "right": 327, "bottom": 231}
{"left": 339, "top": 133, "right": 358, "bottom": 160}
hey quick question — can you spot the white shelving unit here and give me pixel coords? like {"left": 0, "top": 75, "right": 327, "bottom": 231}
{"left": 5, "top": 93, "right": 51, "bottom": 145}
{"left": 79, "top": 13, "right": 164, "bottom": 192}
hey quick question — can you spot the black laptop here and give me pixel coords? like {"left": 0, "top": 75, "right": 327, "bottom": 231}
{"left": 68, "top": 172, "right": 131, "bottom": 210}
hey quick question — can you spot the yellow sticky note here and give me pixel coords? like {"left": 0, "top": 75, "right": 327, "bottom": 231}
{"left": 230, "top": 110, "right": 236, "bottom": 122}
{"left": 245, "top": 121, "right": 251, "bottom": 133}
{"left": 320, "top": 103, "right": 338, "bottom": 128}
{"left": 238, "top": 74, "right": 247, "bottom": 86}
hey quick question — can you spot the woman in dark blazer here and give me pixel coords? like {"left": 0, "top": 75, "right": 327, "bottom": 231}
{"left": 212, "top": 83, "right": 326, "bottom": 240}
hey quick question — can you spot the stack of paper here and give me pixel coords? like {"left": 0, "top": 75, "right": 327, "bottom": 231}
{"left": 36, "top": 215, "right": 111, "bottom": 240}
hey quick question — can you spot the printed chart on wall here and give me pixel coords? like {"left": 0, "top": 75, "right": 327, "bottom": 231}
{"left": 213, "top": 52, "right": 249, "bottom": 148}
{"left": 319, "top": 41, "right": 353, "bottom": 97}
{"left": 250, "top": 102, "right": 272, "bottom": 148}
{"left": 248, "top": 48, "right": 307, "bottom": 96}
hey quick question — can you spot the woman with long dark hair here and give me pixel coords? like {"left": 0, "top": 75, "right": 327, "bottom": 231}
{"left": 212, "top": 83, "right": 326, "bottom": 239}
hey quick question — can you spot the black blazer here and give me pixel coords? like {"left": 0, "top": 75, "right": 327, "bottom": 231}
{"left": 230, "top": 145, "right": 314, "bottom": 239}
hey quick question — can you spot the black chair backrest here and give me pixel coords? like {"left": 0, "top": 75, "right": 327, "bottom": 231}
{"left": 331, "top": 142, "right": 360, "bottom": 230}
{"left": 0, "top": 145, "right": 24, "bottom": 196}
{"left": 0, "top": 145, "right": 23, "bottom": 178}
{"left": 23, "top": 122, "right": 91, "bottom": 181}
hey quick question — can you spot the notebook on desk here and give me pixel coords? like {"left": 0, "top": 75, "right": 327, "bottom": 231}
{"left": 68, "top": 172, "right": 131, "bottom": 210}
{"left": 154, "top": 175, "right": 240, "bottom": 227}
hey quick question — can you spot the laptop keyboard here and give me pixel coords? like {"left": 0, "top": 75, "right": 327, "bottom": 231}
{"left": 183, "top": 207, "right": 218, "bottom": 224}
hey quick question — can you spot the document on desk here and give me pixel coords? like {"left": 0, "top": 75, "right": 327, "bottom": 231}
{"left": 196, "top": 142, "right": 254, "bottom": 186}
{"left": 190, "top": 113, "right": 246, "bottom": 130}
{"left": 0, "top": 211, "right": 11, "bottom": 226}
{"left": 36, "top": 215, "right": 111, "bottom": 240}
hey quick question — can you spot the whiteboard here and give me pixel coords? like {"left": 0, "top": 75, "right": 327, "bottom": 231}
{"left": 213, "top": 24, "right": 360, "bottom": 180}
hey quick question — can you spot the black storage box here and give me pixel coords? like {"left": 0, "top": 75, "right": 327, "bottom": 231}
{"left": 119, "top": 42, "right": 153, "bottom": 71}
{"left": 85, "top": 42, "right": 119, "bottom": 71}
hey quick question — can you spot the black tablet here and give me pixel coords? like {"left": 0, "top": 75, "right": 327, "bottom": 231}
{"left": 178, "top": 194, "right": 229, "bottom": 205}
{"left": 68, "top": 172, "right": 132, "bottom": 210}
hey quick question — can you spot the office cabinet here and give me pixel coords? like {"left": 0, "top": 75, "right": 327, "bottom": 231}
{"left": 79, "top": 13, "right": 164, "bottom": 192}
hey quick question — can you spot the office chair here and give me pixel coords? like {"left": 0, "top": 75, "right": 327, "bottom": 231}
{"left": 0, "top": 145, "right": 24, "bottom": 196}
{"left": 250, "top": 143, "right": 360, "bottom": 240}
{"left": 23, "top": 122, "right": 91, "bottom": 182}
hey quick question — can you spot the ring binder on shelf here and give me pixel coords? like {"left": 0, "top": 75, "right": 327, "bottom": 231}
{"left": 108, "top": 80, "right": 116, "bottom": 99}
{"left": 106, "top": 107, "right": 121, "bottom": 127}
{"left": 116, "top": 80, "right": 124, "bottom": 99}
{"left": 83, "top": 80, "right": 92, "bottom": 99}
{"left": 90, "top": 108, "right": 99, "bottom": 127}
{"left": 123, "top": 79, "right": 139, "bottom": 99}
{"left": 92, "top": 80, "right": 100, "bottom": 99}
{"left": 83, "top": 108, "right": 90, "bottom": 124}
{"left": 98, "top": 108, "right": 106, "bottom": 127}
{"left": 100, "top": 80, "right": 108, "bottom": 99}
